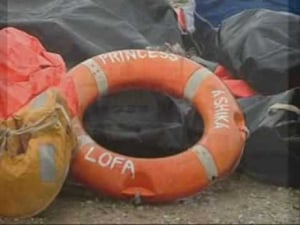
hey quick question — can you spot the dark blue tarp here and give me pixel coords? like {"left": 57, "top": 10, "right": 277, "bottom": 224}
{"left": 194, "top": 0, "right": 300, "bottom": 26}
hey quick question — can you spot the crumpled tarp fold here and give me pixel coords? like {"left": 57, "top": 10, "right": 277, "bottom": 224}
{"left": 0, "top": 27, "right": 66, "bottom": 119}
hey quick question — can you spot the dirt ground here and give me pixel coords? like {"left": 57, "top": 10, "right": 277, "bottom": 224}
{"left": 1, "top": 173, "right": 299, "bottom": 224}
{"left": 1, "top": 0, "right": 299, "bottom": 224}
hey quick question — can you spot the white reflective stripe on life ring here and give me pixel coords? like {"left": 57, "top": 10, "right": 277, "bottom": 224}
{"left": 77, "top": 134, "right": 94, "bottom": 148}
{"left": 184, "top": 67, "right": 213, "bottom": 101}
{"left": 82, "top": 58, "right": 109, "bottom": 96}
{"left": 192, "top": 144, "right": 218, "bottom": 181}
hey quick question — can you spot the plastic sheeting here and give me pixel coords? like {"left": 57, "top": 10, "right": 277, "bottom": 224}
{"left": 239, "top": 88, "right": 300, "bottom": 188}
{"left": 190, "top": 9, "right": 300, "bottom": 95}
{"left": 84, "top": 90, "right": 203, "bottom": 158}
{"left": 0, "top": 27, "right": 78, "bottom": 118}
{"left": 0, "top": 27, "right": 66, "bottom": 119}
{"left": 193, "top": 0, "right": 300, "bottom": 26}
{"left": 217, "top": 9, "right": 300, "bottom": 95}
{"left": 0, "top": 0, "right": 182, "bottom": 69}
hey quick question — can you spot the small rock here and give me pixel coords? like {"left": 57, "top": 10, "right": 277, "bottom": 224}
{"left": 175, "top": 217, "right": 181, "bottom": 221}
{"left": 137, "top": 206, "right": 144, "bottom": 211}
{"left": 249, "top": 193, "right": 258, "bottom": 198}
{"left": 293, "top": 204, "right": 300, "bottom": 210}
{"left": 213, "top": 218, "right": 221, "bottom": 223}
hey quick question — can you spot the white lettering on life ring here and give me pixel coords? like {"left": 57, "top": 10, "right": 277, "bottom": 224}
{"left": 84, "top": 147, "right": 135, "bottom": 179}
{"left": 212, "top": 90, "right": 230, "bottom": 129}
{"left": 98, "top": 50, "right": 179, "bottom": 65}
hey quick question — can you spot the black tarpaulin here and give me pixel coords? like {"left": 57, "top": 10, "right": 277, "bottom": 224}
{"left": 239, "top": 88, "right": 300, "bottom": 187}
{"left": 190, "top": 9, "right": 300, "bottom": 95}
{"left": 0, "top": 0, "right": 182, "bottom": 68}
{"left": 216, "top": 9, "right": 300, "bottom": 95}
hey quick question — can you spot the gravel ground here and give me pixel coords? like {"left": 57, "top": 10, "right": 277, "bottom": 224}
{"left": 1, "top": 173, "right": 299, "bottom": 224}
{"left": 1, "top": 0, "right": 299, "bottom": 224}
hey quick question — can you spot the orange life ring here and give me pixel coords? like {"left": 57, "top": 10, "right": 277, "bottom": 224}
{"left": 69, "top": 49, "right": 248, "bottom": 202}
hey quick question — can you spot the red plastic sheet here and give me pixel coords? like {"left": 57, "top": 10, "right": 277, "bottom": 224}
{"left": 0, "top": 27, "right": 77, "bottom": 119}
{"left": 214, "top": 65, "right": 257, "bottom": 98}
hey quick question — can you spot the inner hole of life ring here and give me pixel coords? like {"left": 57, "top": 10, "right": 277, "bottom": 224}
{"left": 83, "top": 90, "right": 204, "bottom": 158}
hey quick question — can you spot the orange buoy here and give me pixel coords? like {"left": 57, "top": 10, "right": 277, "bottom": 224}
{"left": 69, "top": 49, "right": 248, "bottom": 202}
